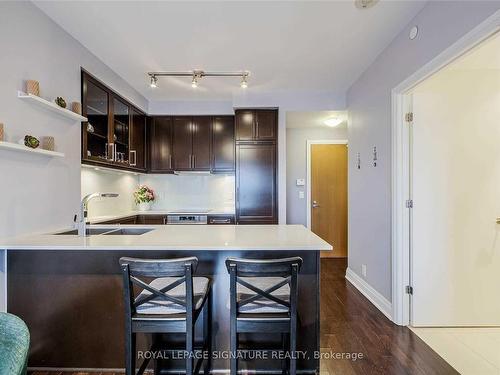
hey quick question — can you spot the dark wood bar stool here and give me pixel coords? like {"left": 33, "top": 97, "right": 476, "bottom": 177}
{"left": 120, "top": 256, "right": 212, "bottom": 375}
{"left": 225, "top": 257, "right": 303, "bottom": 375}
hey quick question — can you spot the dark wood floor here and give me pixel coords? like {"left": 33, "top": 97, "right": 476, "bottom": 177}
{"left": 30, "top": 258, "right": 456, "bottom": 375}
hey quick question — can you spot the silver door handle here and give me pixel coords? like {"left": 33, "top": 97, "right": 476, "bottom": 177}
{"left": 312, "top": 200, "right": 320, "bottom": 208}
{"left": 129, "top": 150, "right": 137, "bottom": 166}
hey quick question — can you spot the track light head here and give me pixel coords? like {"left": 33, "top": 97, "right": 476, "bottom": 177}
{"left": 150, "top": 75, "right": 158, "bottom": 88}
{"left": 240, "top": 74, "right": 249, "bottom": 89}
{"left": 191, "top": 75, "right": 199, "bottom": 88}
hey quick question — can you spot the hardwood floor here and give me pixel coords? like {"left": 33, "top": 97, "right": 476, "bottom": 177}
{"left": 29, "top": 258, "right": 457, "bottom": 375}
{"left": 320, "top": 258, "right": 457, "bottom": 375}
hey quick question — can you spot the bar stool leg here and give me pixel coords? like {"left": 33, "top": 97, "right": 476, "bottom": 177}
{"left": 203, "top": 291, "right": 213, "bottom": 374}
{"left": 125, "top": 331, "right": 136, "bottom": 375}
{"left": 186, "top": 323, "right": 194, "bottom": 375}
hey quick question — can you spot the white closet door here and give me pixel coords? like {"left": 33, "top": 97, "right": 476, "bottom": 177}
{"left": 411, "top": 65, "right": 500, "bottom": 326}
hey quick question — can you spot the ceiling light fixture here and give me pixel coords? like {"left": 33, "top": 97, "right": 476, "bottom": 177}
{"left": 150, "top": 75, "right": 158, "bottom": 88}
{"left": 147, "top": 70, "right": 250, "bottom": 89}
{"left": 240, "top": 73, "right": 249, "bottom": 89}
{"left": 324, "top": 117, "right": 343, "bottom": 127}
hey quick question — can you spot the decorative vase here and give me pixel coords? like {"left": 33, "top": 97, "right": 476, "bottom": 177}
{"left": 138, "top": 202, "right": 152, "bottom": 211}
{"left": 71, "top": 102, "right": 82, "bottom": 115}
{"left": 42, "top": 136, "right": 55, "bottom": 151}
{"left": 26, "top": 80, "right": 40, "bottom": 96}
{"left": 0, "top": 123, "right": 4, "bottom": 141}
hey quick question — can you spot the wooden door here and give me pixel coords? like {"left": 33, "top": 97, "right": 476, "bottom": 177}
{"left": 130, "top": 109, "right": 146, "bottom": 170}
{"left": 236, "top": 143, "right": 277, "bottom": 224}
{"left": 311, "top": 144, "right": 347, "bottom": 257}
{"left": 235, "top": 110, "right": 255, "bottom": 141}
{"left": 191, "top": 116, "right": 211, "bottom": 170}
{"left": 256, "top": 109, "right": 277, "bottom": 140}
{"left": 172, "top": 117, "right": 193, "bottom": 170}
{"left": 149, "top": 116, "right": 173, "bottom": 172}
{"left": 212, "top": 116, "right": 235, "bottom": 172}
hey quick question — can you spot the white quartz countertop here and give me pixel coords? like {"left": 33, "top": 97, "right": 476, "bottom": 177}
{"left": 0, "top": 225, "right": 332, "bottom": 251}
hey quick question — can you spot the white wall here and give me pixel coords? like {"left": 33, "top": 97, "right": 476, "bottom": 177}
{"left": 286, "top": 126, "right": 347, "bottom": 225}
{"left": 138, "top": 174, "right": 235, "bottom": 212}
{"left": 346, "top": 1, "right": 500, "bottom": 302}
{"left": 0, "top": 1, "right": 147, "bottom": 238}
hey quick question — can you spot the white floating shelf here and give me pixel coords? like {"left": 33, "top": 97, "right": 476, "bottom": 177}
{"left": 17, "top": 91, "right": 88, "bottom": 122}
{"left": 0, "top": 141, "right": 65, "bottom": 158}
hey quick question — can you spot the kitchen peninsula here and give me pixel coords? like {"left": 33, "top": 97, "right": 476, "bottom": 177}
{"left": 1, "top": 224, "right": 331, "bottom": 373}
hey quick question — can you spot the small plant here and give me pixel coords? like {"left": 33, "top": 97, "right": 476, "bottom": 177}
{"left": 134, "top": 185, "right": 155, "bottom": 204}
{"left": 54, "top": 97, "right": 67, "bottom": 108}
{"left": 24, "top": 135, "right": 40, "bottom": 149}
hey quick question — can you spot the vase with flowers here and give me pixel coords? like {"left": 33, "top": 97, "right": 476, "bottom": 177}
{"left": 134, "top": 185, "right": 155, "bottom": 211}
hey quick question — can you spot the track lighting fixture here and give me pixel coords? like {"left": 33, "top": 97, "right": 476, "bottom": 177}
{"left": 150, "top": 75, "right": 158, "bottom": 88}
{"left": 147, "top": 70, "right": 250, "bottom": 89}
{"left": 240, "top": 74, "right": 249, "bottom": 89}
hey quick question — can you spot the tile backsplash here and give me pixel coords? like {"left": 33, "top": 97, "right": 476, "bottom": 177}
{"left": 81, "top": 168, "right": 236, "bottom": 216}
{"left": 139, "top": 174, "right": 235, "bottom": 211}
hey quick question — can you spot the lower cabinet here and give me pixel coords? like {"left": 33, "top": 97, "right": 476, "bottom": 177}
{"left": 236, "top": 143, "right": 278, "bottom": 224}
{"left": 136, "top": 215, "right": 167, "bottom": 225}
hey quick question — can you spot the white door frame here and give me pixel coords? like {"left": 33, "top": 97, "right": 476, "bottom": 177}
{"left": 306, "top": 140, "right": 348, "bottom": 230}
{"left": 391, "top": 10, "right": 500, "bottom": 326}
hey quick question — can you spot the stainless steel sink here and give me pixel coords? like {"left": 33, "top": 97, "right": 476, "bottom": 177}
{"left": 55, "top": 228, "right": 112, "bottom": 236}
{"left": 103, "top": 228, "right": 153, "bottom": 236}
{"left": 55, "top": 228, "right": 153, "bottom": 236}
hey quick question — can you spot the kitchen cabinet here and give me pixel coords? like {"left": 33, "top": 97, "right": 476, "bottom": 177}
{"left": 136, "top": 215, "right": 166, "bottom": 225}
{"left": 236, "top": 143, "right": 278, "bottom": 224}
{"left": 129, "top": 109, "right": 146, "bottom": 170}
{"left": 235, "top": 109, "right": 277, "bottom": 141}
{"left": 172, "top": 116, "right": 212, "bottom": 171}
{"left": 212, "top": 116, "right": 235, "bottom": 172}
{"left": 149, "top": 116, "right": 173, "bottom": 173}
{"left": 81, "top": 70, "right": 146, "bottom": 171}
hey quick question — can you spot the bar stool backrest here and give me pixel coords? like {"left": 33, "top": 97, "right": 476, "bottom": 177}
{"left": 225, "top": 257, "right": 303, "bottom": 313}
{"left": 119, "top": 256, "right": 199, "bottom": 316}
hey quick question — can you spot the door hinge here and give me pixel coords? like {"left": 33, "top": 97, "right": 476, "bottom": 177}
{"left": 406, "top": 285, "right": 413, "bottom": 295}
{"left": 405, "top": 199, "right": 413, "bottom": 208}
{"left": 405, "top": 112, "right": 414, "bottom": 123}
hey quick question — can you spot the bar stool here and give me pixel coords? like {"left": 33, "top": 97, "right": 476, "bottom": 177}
{"left": 226, "top": 257, "right": 303, "bottom": 375}
{"left": 120, "top": 257, "right": 212, "bottom": 375}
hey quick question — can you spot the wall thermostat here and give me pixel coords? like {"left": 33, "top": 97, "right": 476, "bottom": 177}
{"left": 296, "top": 178, "right": 305, "bottom": 186}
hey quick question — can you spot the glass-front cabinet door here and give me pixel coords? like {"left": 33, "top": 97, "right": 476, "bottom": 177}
{"left": 81, "top": 70, "right": 146, "bottom": 171}
{"left": 112, "top": 97, "right": 130, "bottom": 165}
{"left": 82, "top": 77, "right": 110, "bottom": 161}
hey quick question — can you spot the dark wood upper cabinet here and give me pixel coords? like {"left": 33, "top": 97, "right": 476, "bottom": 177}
{"left": 172, "top": 117, "right": 193, "bottom": 170}
{"left": 235, "top": 110, "right": 254, "bottom": 141}
{"left": 235, "top": 109, "right": 277, "bottom": 142}
{"left": 130, "top": 109, "right": 146, "bottom": 170}
{"left": 81, "top": 70, "right": 146, "bottom": 171}
{"left": 192, "top": 116, "right": 212, "bottom": 170}
{"left": 149, "top": 116, "right": 173, "bottom": 172}
{"left": 211, "top": 116, "right": 235, "bottom": 172}
{"left": 256, "top": 109, "right": 277, "bottom": 140}
{"left": 236, "top": 143, "right": 277, "bottom": 224}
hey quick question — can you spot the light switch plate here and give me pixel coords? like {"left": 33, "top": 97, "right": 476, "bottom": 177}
{"left": 298, "top": 191, "right": 305, "bottom": 199}
{"left": 296, "top": 178, "right": 305, "bottom": 186}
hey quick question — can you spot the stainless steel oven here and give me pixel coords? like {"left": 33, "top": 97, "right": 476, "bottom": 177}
{"left": 166, "top": 215, "right": 208, "bottom": 225}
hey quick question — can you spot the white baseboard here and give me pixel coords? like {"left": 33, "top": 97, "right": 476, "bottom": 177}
{"left": 345, "top": 267, "right": 393, "bottom": 321}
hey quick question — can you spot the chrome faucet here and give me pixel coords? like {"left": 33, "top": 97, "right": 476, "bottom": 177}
{"left": 78, "top": 193, "right": 119, "bottom": 236}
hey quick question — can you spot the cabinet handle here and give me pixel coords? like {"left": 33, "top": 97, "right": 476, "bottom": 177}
{"left": 193, "top": 154, "right": 196, "bottom": 168}
{"left": 129, "top": 150, "right": 137, "bottom": 166}
{"left": 210, "top": 218, "right": 231, "bottom": 224}
{"left": 169, "top": 155, "right": 172, "bottom": 169}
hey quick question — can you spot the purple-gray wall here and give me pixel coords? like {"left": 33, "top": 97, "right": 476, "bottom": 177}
{"left": 346, "top": 1, "right": 500, "bottom": 302}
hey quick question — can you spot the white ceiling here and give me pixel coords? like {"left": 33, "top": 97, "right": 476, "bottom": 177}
{"left": 34, "top": 1, "right": 426, "bottom": 101}
{"left": 286, "top": 111, "right": 347, "bottom": 129}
